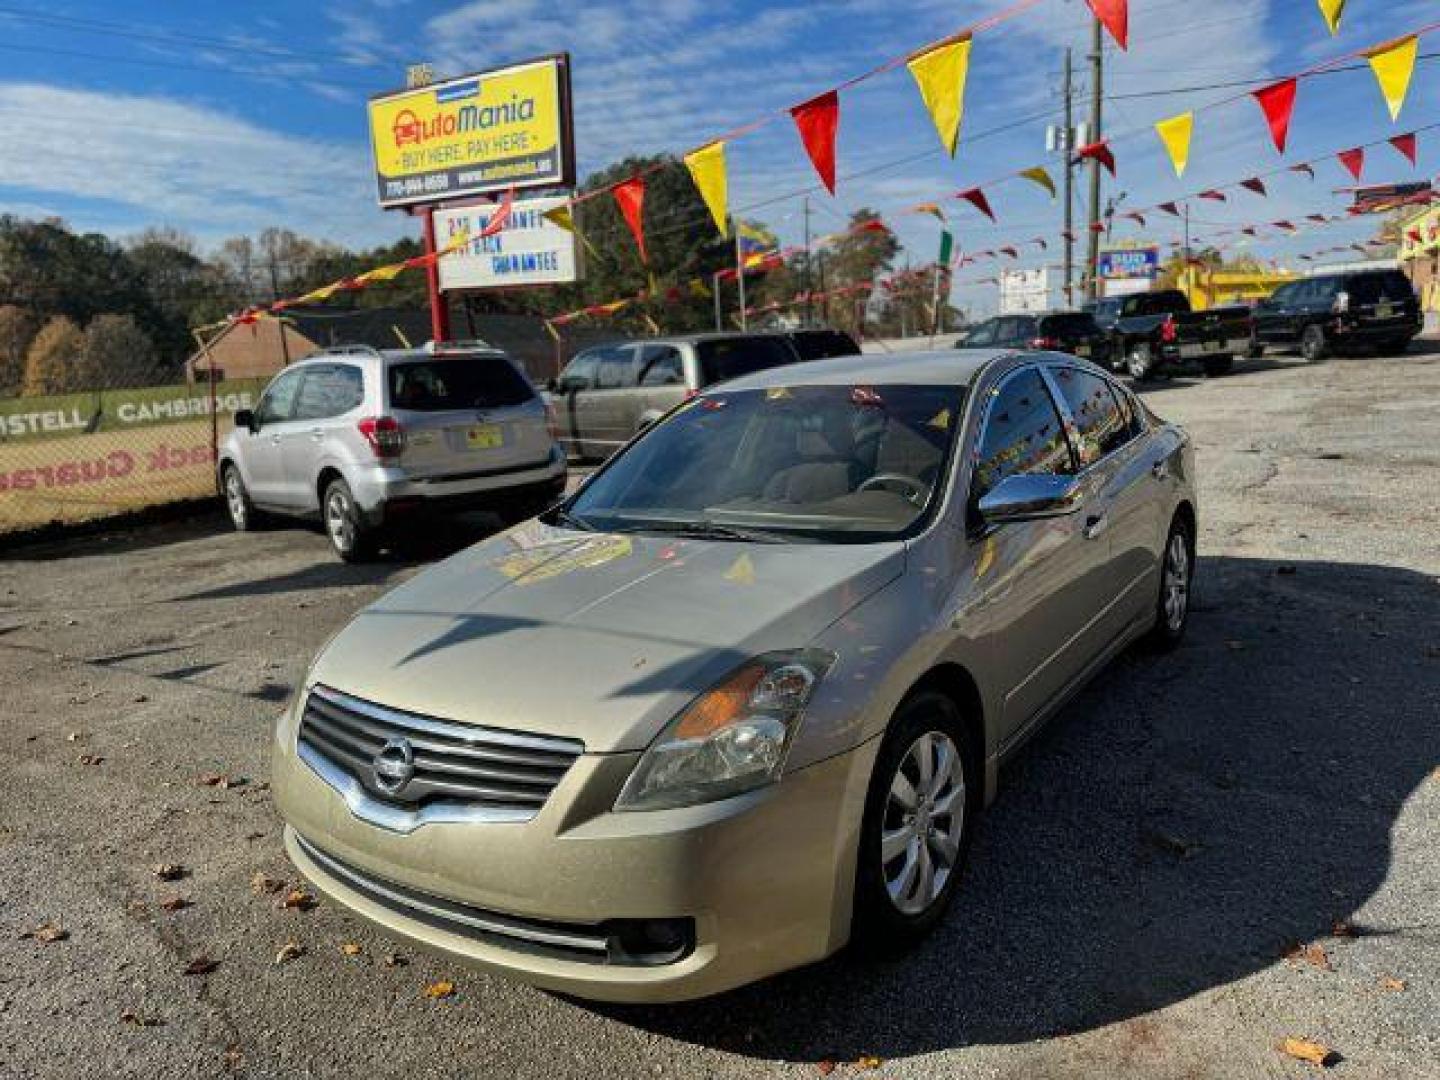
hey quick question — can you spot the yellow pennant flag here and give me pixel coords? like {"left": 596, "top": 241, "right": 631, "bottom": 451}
{"left": 1368, "top": 36, "right": 1417, "bottom": 121}
{"left": 683, "top": 141, "right": 729, "bottom": 237}
{"left": 1317, "top": 0, "right": 1346, "bottom": 34}
{"left": 298, "top": 283, "right": 342, "bottom": 304}
{"left": 355, "top": 263, "right": 406, "bottom": 285}
{"left": 1155, "top": 112, "right": 1193, "bottom": 178}
{"left": 543, "top": 205, "right": 575, "bottom": 231}
{"left": 908, "top": 37, "right": 972, "bottom": 157}
{"left": 543, "top": 320, "right": 561, "bottom": 342}
{"left": 688, "top": 278, "right": 712, "bottom": 299}
{"left": 1019, "top": 166, "right": 1056, "bottom": 199}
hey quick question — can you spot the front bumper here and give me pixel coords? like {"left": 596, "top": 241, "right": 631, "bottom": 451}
{"left": 273, "top": 703, "right": 879, "bottom": 1002}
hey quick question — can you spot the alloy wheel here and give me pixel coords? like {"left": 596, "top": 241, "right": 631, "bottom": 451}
{"left": 1163, "top": 531, "right": 1190, "bottom": 632}
{"left": 325, "top": 487, "right": 355, "bottom": 554}
{"left": 881, "top": 730, "right": 965, "bottom": 916}
{"left": 224, "top": 470, "right": 246, "bottom": 529}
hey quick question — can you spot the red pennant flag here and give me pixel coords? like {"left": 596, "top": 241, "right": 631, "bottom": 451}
{"left": 856, "top": 218, "right": 890, "bottom": 234}
{"left": 1029, "top": 237, "right": 1048, "bottom": 249}
{"left": 975, "top": 249, "right": 995, "bottom": 259}
{"left": 1407, "top": 228, "right": 1423, "bottom": 243}
{"left": 1272, "top": 220, "right": 1296, "bottom": 231}
{"left": 1062, "top": 229, "right": 1078, "bottom": 241}
{"left": 1157, "top": 202, "right": 1181, "bottom": 218}
{"left": 1240, "top": 177, "right": 1268, "bottom": 197}
{"left": 1252, "top": 78, "right": 1297, "bottom": 154}
{"left": 1199, "top": 189, "right": 1227, "bottom": 202}
{"left": 957, "top": 187, "right": 996, "bottom": 221}
{"left": 791, "top": 90, "right": 840, "bottom": 195}
{"left": 1307, "top": 213, "right": 1328, "bottom": 223}
{"left": 1089, "top": 221, "right": 1106, "bottom": 233}
{"left": 1390, "top": 132, "right": 1418, "bottom": 165}
{"left": 478, "top": 186, "right": 516, "bottom": 239}
{"left": 1086, "top": 0, "right": 1128, "bottom": 49}
{"left": 999, "top": 246, "right": 1019, "bottom": 259}
{"left": 1241, "top": 227, "right": 1259, "bottom": 237}
{"left": 1075, "top": 139, "right": 1116, "bottom": 176}
{"left": 613, "top": 176, "right": 648, "bottom": 262}
{"left": 1338, "top": 147, "right": 1365, "bottom": 182}
{"left": 1298, "top": 254, "right": 1313, "bottom": 262}
{"left": 1122, "top": 211, "right": 1147, "bottom": 227}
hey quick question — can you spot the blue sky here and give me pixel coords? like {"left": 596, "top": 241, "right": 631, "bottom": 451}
{"left": 0, "top": 0, "right": 1436, "bottom": 315}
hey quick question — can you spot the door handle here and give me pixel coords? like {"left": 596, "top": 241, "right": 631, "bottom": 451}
{"left": 269, "top": 434, "right": 282, "bottom": 445}
{"left": 1083, "top": 513, "right": 1109, "bottom": 540}
{"left": 1151, "top": 460, "right": 1169, "bottom": 481}
{"left": 309, "top": 428, "right": 324, "bottom": 441}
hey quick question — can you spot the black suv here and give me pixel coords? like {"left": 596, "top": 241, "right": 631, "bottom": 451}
{"left": 1253, "top": 269, "right": 1421, "bottom": 361}
{"left": 955, "top": 311, "right": 1106, "bottom": 360}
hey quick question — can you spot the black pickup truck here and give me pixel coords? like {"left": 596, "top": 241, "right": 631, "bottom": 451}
{"left": 1095, "top": 289, "right": 1254, "bottom": 380}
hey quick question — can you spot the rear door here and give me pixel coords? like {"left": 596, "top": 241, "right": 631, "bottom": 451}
{"left": 386, "top": 353, "right": 549, "bottom": 481}
{"left": 552, "top": 351, "right": 599, "bottom": 455}
{"left": 243, "top": 367, "right": 305, "bottom": 506}
{"left": 282, "top": 363, "right": 365, "bottom": 510}
{"left": 1254, "top": 282, "right": 1298, "bottom": 342}
{"left": 636, "top": 344, "right": 688, "bottom": 427}
{"left": 583, "top": 346, "right": 643, "bottom": 456}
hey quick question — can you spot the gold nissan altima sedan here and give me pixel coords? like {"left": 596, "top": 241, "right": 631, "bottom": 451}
{"left": 273, "top": 349, "right": 1197, "bottom": 1002}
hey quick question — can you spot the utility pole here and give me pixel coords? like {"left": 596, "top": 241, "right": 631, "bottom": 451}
{"left": 802, "top": 196, "right": 813, "bottom": 328}
{"left": 734, "top": 222, "right": 748, "bottom": 330}
{"left": 1085, "top": 17, "right": 1104, "bottom": 301}
{"left": 1062, "top": 47, "right": 1075, "bottom": 305}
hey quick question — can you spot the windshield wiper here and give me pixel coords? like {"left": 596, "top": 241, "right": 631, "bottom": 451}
{"left": 546, "top": 506, "right": 594, "bottom": 532}
{"left": 615, "top": 519, "right": 789, "bottom": 544}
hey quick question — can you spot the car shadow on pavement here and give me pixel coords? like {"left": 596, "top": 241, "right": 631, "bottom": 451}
{"left": 597, "top": 554, "right": 1439, "bottom": 1061}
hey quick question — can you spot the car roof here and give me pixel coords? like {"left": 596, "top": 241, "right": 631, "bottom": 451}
{"left": 717, "top": 349, "right": 1009, "bottom": 391}
{"left": 580, "top": 330, "right": 788, "bottom": 350}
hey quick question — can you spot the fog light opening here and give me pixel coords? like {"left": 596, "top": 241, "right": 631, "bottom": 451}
{"left": 606, "top": 918, "right": 695, "bottom": 966}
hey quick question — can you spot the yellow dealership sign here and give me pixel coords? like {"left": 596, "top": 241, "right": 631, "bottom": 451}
{"left": 367, "top": 55, "right": 573, "bottom": 207}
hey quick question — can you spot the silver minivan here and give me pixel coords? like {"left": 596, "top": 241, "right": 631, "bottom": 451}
{"left": 548, "top": 332, "right": 803, "bottom": 459}
{"left": 219, "top": 342, "right": 566, "bottom": 560}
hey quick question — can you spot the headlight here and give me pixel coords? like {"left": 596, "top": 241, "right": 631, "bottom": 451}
{"left": 615, "top": 650, "right": 836, "bottom": 811}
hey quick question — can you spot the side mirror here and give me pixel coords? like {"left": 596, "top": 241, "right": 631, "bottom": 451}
{"left": 234, "top": 409, "right": 257, "bottom": 433}
{"left": 977, "top": 473, "right": 1082, "bottom": 525}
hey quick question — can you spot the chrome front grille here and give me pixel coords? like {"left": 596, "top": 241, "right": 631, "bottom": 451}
{"left": 298, "top": 685, "right": 582, "bottom": 827}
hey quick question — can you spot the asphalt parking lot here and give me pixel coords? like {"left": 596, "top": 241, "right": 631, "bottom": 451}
{"left": 2, "top": 348, "right": 1438, "bottom": 1079}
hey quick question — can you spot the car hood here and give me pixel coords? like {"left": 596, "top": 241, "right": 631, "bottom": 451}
{"left": 308, "top": 520, "right": 905, "bottom": 753}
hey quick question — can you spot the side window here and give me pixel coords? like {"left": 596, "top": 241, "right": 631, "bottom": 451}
{"left": 595, "top": 348, "right": 637, "bottom": 389}
{"left": 963, "top": 320, "right": 998, "bottom": 347}
{"left": 1049, "top": 365, "right": 1129, "bottom": 466}
{"left": 639, "top": 345, "right": 684, "bottom": 386}
{"left": 256, "top": 368, "right": 304, "bottom": 425}
{"left": 972, "top": 367, "right": 1076, "bottom": 502}
{"left": 557, "top": 353, "right": 599, "bottom": 392}
{"left": 293, "top": 364, "right": 364, "bottom": 422}
{"left": 1269, "top": 283, "right": 1296, "bottom": 306}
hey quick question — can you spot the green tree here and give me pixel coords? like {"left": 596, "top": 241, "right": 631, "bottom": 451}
{"left": 77, "top": 313, "right": 158, "bottom": 389}
{"left": 22, "top": 315, "right": 84, "bottom": 396}
{"left": 815, "top": 209, "right": 898, "bottom": 336}
{"left": 0, "top": 304, "right": 36, "bottom": 396}
{"left": 126, "top": 228, "right": 231, "bottom": 369}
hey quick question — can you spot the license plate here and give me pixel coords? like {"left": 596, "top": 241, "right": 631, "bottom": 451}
{"left": 465, "top": 424, "right": 504, "bottom": 449}
{"left": 1074, "top": 345, "right": 1090, "bottom": 357}
{"left": 1377, "top": 302, "right": 1394, "bottom": 318}
{"left": 1203, "top": 340, "right": 1223, "bottom": 353}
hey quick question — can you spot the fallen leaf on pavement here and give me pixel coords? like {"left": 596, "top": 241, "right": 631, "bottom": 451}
{"left": 857, "top": 1055, "right": 884, "bottom": 1070}
{"left": 383, "top": 952, "right": 407, "bottom": 968}
{"left": 817, "top": 1062, "right": 837, "bottom": 1076}
{"left": 77, "top": 753, "right": 104, "bottom": 766}
{"left": 250, "top": 871, "right": 284, "bottom": 894}
{"left": 1331, "top": 920, "right": 1358, "bottom": 938}
{"left": 183, "top": 956, "right": 219, "bottom": 976}
{"left": 274, "top": 941, "right": 304, "bottom": 966}
{"left": 1378, "top": 976, "right": 1406, "bottom": 992}
{"left": 23, "top": 921, "right": 69, "bottom": 943}
{"left": 1279, "top": 1038, "right": 1341, "bottom": 1067}
{"left": 423, "top": 980, "right": 456, "bottom": 999}
{"left": 280, "top": 888, "right": 317, "bottom": 911}
{"left": 196, "top": 772, "right": 225, "bottom": 786}
{"left": 158, "top": 895, "right": 192, "bottom": 912}
{"left": 223, "top": 1044, "right": 243, "bottom": 1071}
{"left": 119, "top": 1009, "right": 163, "bottom": 1027}
{"left": 1284, "top": 942, "right": 1332, "bottom": 971}
{"left": 340, "top": 942, "right": 363, "bottom": 957}
{"left": 152, "top": 864, "right": 186, "bottom": 881}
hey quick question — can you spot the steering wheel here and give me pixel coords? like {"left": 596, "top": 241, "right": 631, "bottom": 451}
{"left": 857, "top": 473, "right": 929, "bottom": 506}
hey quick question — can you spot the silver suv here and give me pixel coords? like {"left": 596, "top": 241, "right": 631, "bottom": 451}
{"left": 219, "top": 342, "right": 565, "bottom": 560}
{"left": 547, "top": 331, "right": 803, "bottom": 459}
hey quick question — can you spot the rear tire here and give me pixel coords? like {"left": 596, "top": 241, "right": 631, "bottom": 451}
{"left": 221, "top": 464, "right": 259, "bottom": 532}
{"left": 1300, "top": 325, "right": 1327, "bottom": 364}
{"left": 1148, "top": 514, "right": 1194, "bottom": 651}
{"left": 322, "top": 477, "right": 376, "bottom": 562}
{"left": 853, "top": 690, "right": 980, "bottom": 953}
{"left": 1126, "top": 343, "right": 1154, "bottom": 381}
{"left": 1201, "top": 355, "right": 1234, "bottom": 377}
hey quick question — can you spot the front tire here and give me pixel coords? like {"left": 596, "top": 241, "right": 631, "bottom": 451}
{"left": 221, "top": 464, "right": 258, "bottom": 532}
{"left": 1127, "top": 343, "right": 1155, "bottom": 381}
{"left": 1148, "top": 515, "right": 1194, "bottom": 650}
{"left": 853, "top": 691, "right": 979, "bottom": 951}
{"left": 322, "top": 477, "right": 376, "bottom": 562}
{"left": 1300, "top": 325, "right": 1327, "bottom": 364}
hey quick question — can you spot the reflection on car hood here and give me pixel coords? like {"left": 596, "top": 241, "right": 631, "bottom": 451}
{"left": 308, "top": 520, "right": 905, "bottom": 752}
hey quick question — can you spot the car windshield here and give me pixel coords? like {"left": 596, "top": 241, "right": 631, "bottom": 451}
{"left": 562, "top": 383, "right": 964, "bottom": 542}
{"left": 388, "top": 355, "right": 534, "bottom": 411}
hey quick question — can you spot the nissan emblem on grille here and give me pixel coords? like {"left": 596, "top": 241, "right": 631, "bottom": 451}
{"left": 372, "top": 738, "right": 416, "bottom": 797}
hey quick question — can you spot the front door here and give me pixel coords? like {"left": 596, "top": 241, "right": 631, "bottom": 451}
{"left": 966, "top": 364, "right": 1106, "bottom": 746}
{"left": 244, "top": 367, "right": 305, "bottom": 507}
{"left": 281, "top": 363, "right": 365, "bottom": 511}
